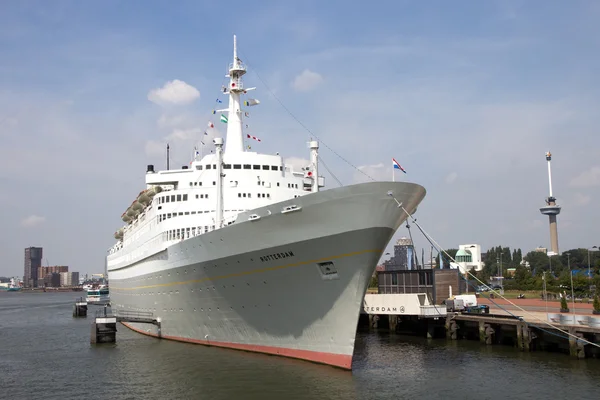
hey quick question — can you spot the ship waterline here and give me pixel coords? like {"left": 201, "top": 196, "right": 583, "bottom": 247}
{"left": 109, "top": 181, "right": 425, "bottom": 368}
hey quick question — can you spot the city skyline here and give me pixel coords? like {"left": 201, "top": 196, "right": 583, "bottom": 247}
{"left": 1, "top": 1, "right": 599, "bottom": 276}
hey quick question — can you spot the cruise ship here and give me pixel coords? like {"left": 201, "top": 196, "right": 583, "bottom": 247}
{"left": 107, "top": 35, "right": 426, "bottom": 370}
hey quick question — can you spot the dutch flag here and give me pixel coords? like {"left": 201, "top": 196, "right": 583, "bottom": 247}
{"left": 392, "top": 158, "right": 407, "bottom": 173}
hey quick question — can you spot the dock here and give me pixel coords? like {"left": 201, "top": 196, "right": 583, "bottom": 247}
{"left": 360, "top": 293, "right": 600, "bottom": 359}
{"left": 90, "top": 307, "right": 161, "bottom": 344}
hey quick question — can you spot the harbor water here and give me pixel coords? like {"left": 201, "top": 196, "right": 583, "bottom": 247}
{"left": 0, "top": 291, "right": 597, "bottom": 400}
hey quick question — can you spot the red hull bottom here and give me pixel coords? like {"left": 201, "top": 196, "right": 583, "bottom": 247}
{"left": 122, "top": 322, "right": 353, "bottom": 370}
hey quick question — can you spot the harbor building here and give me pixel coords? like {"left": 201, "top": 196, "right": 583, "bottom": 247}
{"left": 23, "top": 247, "right": 43, "bottom": 288}
{"left": 450, "top": 244, "right": 484, "bottom": 273}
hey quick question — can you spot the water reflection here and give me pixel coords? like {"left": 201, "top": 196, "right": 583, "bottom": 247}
{"left": 1, "top": 292, "right": 599, "bottom": 400}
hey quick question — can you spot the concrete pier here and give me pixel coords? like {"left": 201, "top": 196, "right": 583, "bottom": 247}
{"left": 90, "top": 308, "right": 117, "bottom": 344}
{"left": 73, "top": 298, "right": 87, "bottom": 317}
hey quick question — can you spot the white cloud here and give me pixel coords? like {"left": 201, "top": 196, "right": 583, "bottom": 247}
{"left": 291, "top": 69, "right": 323, "bottom": 92}
{"left": 166, "top": 128, "right": 205, "bottom": 142}
{"left": 145, "top": 140, "right": 165, "bottom": 157}
{"left": 572, "top": 192, "right": 591, "bottom": 206}
{"left": 284, "top": 157, "right": 311, "bottom": 170}
{"left": 570, "top": 166, "right": 600, "bottom": 188}
{"left": 147, "top": 79, "right": 200, "bottom": 105}
{"left": 445, "top": 172, "right": 458, "bottom": 184}
{"left": 353, "top": 163, "right": 386, "bottom": 183}
{"left": 21, "top": 214, "right": 45, "bottom": 228}
{"left": 157, "top": 113, "right": 187, "bottom": 128}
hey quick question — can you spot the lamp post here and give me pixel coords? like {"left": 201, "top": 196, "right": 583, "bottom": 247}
{"left": 589, "top": 246, "right": 599, "bottom": 295}
{"left": 567, "top": 252, "right": 575, "bottom": 313}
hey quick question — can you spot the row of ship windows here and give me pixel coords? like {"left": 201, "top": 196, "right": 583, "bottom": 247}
{"left": 197, "top": 164, "right": 283, "bottom": 171}
{"left": 158, "top": 211, "right": 212, "bottom": 222}
{"left": 238, "top": 193, "right": 271, "bottom": 198}
{"left": 189, "top": 181, "right": 298, "bottom": 189}
{"left": 165, "top": 227, "right": 215, "bottom": 240}
{"left": 157, "top": 194, "right": 189, "bottom": 204}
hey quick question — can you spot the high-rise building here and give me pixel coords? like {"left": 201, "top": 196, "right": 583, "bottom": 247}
{"left": 385, "top": 237, "right": 415, "bottom": 271}
{"left": 24, "top": 247, "right": 43, "bottom": 288}
{"left": 38, "top": 265, "right": 68, "bottom": 282}
{"left": 59, "top": 271, "right": 79, "bottom": 287}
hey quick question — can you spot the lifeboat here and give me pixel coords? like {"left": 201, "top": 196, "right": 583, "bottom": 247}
{"left": 138, "top": 191, "right": 150, "bottom": 205}
{"left": 132, "top": 201, "right": 143, "bottom": 211}
{"left": 126, "top": 207, "right": 136, "bottom": 217}
{"left": 114, "top": 228, "right": 124, "bottom": 240}
{"left": 121, "top": 213, "right": 131, "bottom": 223}
{"left": 148, "top": 185, "right": 163, "bottom": 196}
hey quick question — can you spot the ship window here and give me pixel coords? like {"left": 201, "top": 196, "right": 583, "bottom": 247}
{"left": 224, "top": 164, "right": 231, "bottom": 169}
{"left": 179, "top": 212, "right": 183, "bottom": 216}
{"left": 199, "top": 182, "right": 202, "bottom": 186}
{"left": 196, "top": 165, "right": 203, "bottom": 170}
{"left": 253, "top": 165, "right": 260, "bottom": 170}
{"left": 213, "top": 181, "right": 216, "bottom": 185}
{"left": 177, "top": 194, "right": 182, "bottom": 201}
{"left": 206, "top": 165, "right": 212, "bottom": 170}
{"left": 243, "top": 193, "right": 247, "bottom": 197}
{"left": 189, "top": 182, "right": 193, "bottom": 187}
{"left": 271, "top": 166, "right": 278, "bottom": 171}
{"left": 243, "top": 164, "right": 251, "bottom": 169}
{"left": 277, "top": 183, "right": 280, "bottom": 187}
{"left": 191, "top": 211, "right": 196, "bottom": 215}
{"left": 295, "top": 184, "right": 298, "bottom": 189}
{"left": 262, "top": 165, "right": 269, "bottom": 170}
{"left": 171, "top": 195, "right": 175, "bottom": 202}
{"left": 206, "top": 194, "right": 209, "bottom": 199}
{"left": 267, "top": 194, "right": 270, "bottom": 198}
{"left": 248, "top": 193, "right": 251, "bottom": 198}
{"left": 279, "top": 166, "right": 283, "bottom": 171}
{"left": 213, "top": 164, "right": 216, "bottom": 169}
{"left": 233, "top": 164, "right": 241, "bottom": 169}
{"left": 166, "top": 197, "right": 170, "bottom": 203}
{"left": 196, "top": 195, "right": 199, "bottom": 199}
{"left": 238, "top": 193, "right": 241, "bottom": 197}
{"left": 184, "top": 212, "right": 189, "bottom": 215}
{"left": 183, "top": 194, "right": 188, "bottom": 201}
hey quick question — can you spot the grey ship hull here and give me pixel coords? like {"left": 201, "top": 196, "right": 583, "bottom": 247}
{"left": 108, "top": 181, "right": 426, "bottom": 369}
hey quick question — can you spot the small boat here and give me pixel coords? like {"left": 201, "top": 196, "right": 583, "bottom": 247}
{"left": 2, "top": 279, "right": 22, "bottom": 292}
{"left": 86, "top": 285, "right": 110, "bottom": 305}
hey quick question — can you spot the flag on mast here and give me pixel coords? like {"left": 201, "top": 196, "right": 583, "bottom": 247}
{"left": 247, "top": 134, "right": 261, "bottom": 142}
{"left": 392, "top": 158, "right": 407, "bottom": 173}
{"left": 220, "top": 114, "right": 228, "bottom": 124}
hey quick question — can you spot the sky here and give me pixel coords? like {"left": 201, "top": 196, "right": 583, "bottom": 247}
{"left": 1, "top": 0, "right": 600, "bottom": 278}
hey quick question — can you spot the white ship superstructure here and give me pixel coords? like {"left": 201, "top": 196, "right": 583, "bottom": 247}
{"left": 107, "top": 36, "right": 426, "bottom": 369}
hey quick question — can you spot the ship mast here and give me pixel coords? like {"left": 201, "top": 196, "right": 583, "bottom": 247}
{"left": 214, "top": 137, "right": 224, "bottom": 228}
{"left": 224, "top": 35, "right": 246, "bottom": 154}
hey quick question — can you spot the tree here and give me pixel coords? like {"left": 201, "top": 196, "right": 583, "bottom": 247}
{"left": 514, "top": 265, "right": 533, "bottom": 290}
{"left": 524, "top": 251, "right": 549, "bottom": 273}
{"left": 593, "top": 295, "right": 600, "bottom": 315}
